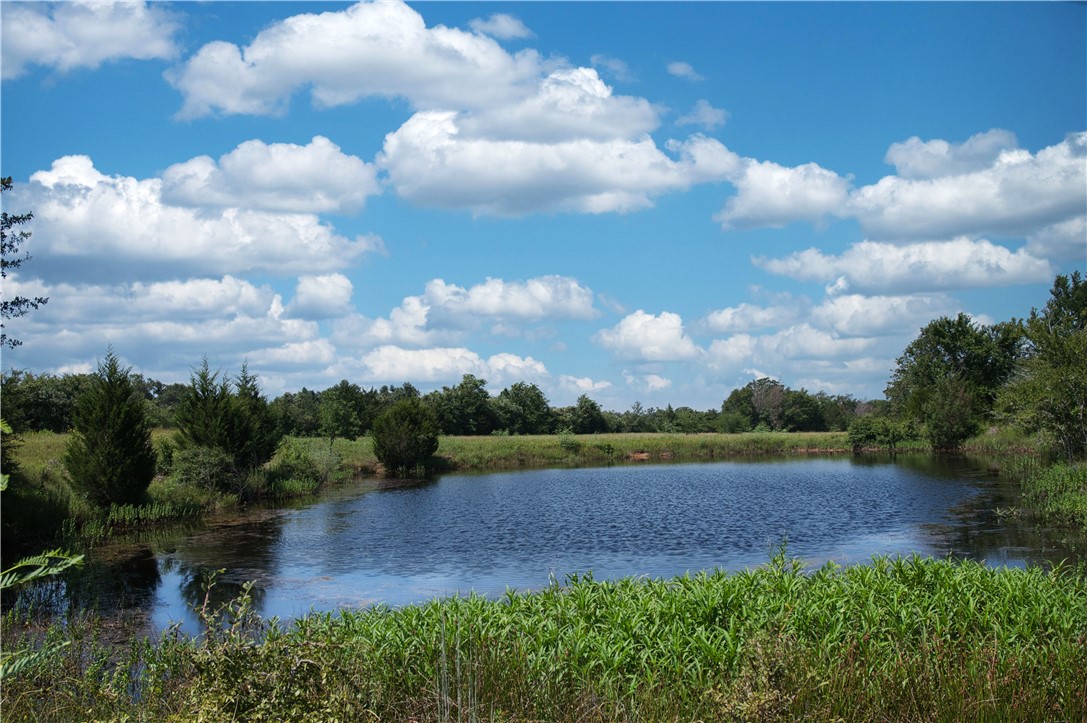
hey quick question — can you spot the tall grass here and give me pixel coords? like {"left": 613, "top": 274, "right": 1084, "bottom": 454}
{"left": 3, "top": 553, "right": 1085, "bottom": 721}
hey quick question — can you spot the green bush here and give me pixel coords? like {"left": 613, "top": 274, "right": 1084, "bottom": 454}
{"left": 169, "top": 446, "right": 236, "bottom": 492}
{"left": 371, "top": 398, "right": 439, "bottom": 476}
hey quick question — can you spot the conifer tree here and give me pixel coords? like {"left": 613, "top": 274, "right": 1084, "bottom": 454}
{"left": 64, "top": 350, "right": 156, "bottom": 506}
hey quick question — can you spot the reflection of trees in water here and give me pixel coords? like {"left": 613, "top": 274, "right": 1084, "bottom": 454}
{"left": 164, "top": 516, "right": 285, "bottom": 615}
{"left": 46, "top": 545, "right": 163, "bottom": 617}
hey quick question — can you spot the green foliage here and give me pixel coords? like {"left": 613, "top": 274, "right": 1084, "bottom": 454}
{"left": 4, "top": 555, "right": 1084, "bottom": 719}
{"left": 63, "top": 350, "right": 156, "bottom": 507}
{"left": 494, "top": 381, "right": 555, "bottom": 435}
{"left": 425, "top": 374, "right": 498, "bottom": 435}
{"left": 175, "top": 358, "right": 279, "bottom": 478}
{"left": 570, "top": 394, "right": 608, "bottom": 434}
{"left": 1, "top": 177, "right": 48, "bottom": 350}
{"left": 887, "top": 313, "right": 1023, "bottom": 449}
{"left": 269, "top": 387, "right": 320, "bottom": 437}
{"left": 169, "top": 445, "right": 236, "bottom": 493}
{"left": 1016, "top": 462, "right": 1087, "bottom": 531}
{"left": 317, "top": 379, "right": 369, "bottom": 446}
{"left": 371, "top": 397, "right": 440, "bottom": 476}
{"left": 848, "top": 416, "right": 913, "bottom": 452}
{"left": 999, "top": 271, "right": 1087, "bottom": 462}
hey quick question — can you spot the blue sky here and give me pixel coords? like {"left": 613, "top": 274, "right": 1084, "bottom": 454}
{"left": 2, "top": 1, "right": 1084, "bottom": 411}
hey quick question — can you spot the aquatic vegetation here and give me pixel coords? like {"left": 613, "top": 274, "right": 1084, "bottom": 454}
{"left": 3, "top": 554, "right": 1084, "bottom": 721}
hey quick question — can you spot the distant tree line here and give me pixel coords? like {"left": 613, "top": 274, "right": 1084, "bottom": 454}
{"left": 3, "top": 368, "right": 864, "bottom": 442}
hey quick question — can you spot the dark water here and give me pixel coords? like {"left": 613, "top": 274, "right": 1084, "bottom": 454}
{"left": 29, "top": 455, "right": 1086, "bottom": 635}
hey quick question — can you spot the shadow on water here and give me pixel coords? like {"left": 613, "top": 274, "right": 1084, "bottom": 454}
{"left": 11, "top": 455, "right": 1085, "bottom": 636}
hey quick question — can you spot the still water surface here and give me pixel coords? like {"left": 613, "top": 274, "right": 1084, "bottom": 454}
{"left": 53, "top": 455, "right": 1083, "bottom": 635}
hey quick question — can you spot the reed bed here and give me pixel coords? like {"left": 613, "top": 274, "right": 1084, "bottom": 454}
{"left": 3, "top": 554, "right": 1085, "bottom": 721}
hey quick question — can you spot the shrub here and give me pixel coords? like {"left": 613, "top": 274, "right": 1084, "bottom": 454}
{"left": 64, "top": 351, "right": 156, "bottom": 507}
{"left": 170, "top": 446, "right": 236, "bottom": 493}
{"left": 371, "top": 398, "right": 439, "bottom": 476}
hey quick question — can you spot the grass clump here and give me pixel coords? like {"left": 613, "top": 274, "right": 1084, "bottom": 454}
{"left": 3, "top": 554, "right": 1085, "bottom": 721}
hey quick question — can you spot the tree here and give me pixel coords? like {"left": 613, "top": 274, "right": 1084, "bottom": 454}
{"left": 570, "top": 394, "right": 608, "bottom": 434}
{"left": 1000, "top": 272, "right": 1087, "bottom": 461}
{"left": 64, "top": 350, "right": 157, "bottom": 506}
{"left": 233, "top": 362, "right": 279, "bottom": 468}
{"left": 175, "top": 358, "right": 237, "bottom": 457}
{"left": 494, "top": 382, "right": 554, "bottom": 435}
{"left": 887, "top": 313, "right": 1023, "bottom": 449}
{"left": 318, "top": 379, "right": 366, "bottom": 447}
{"left": 371, "top": 397, "right": 440, "bottom": 476}
{"left": 1, "top": 177, "right": 48, "bottom": 349}
{"left": 426, "top": 374, "right": 498, "bottom": 435}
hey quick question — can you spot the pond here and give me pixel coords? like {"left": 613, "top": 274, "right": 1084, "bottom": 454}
{"left": 26, "top": 455, "right": 1086, "bottom": 636}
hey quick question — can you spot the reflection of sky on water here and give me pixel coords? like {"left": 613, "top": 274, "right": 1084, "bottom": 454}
{"left": 58, "top": 456, "right": 1087, "bottom": 637}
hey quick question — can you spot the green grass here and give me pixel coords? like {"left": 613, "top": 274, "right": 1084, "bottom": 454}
{"left": 3, "top": 553, "right": 1085, "bottom": 721}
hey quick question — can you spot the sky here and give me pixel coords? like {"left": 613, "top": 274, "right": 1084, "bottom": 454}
{"left": 1, "top": 1, "right": 1084, "bottom": 411}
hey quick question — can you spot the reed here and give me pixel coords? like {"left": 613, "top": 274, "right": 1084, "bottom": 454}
{"left": 3, "top": 553, "right": 1084, "bottom": 721}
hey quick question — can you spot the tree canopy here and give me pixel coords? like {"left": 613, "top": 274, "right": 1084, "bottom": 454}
{"left": 1, "top": 177, "right": 48, "bottom": 349}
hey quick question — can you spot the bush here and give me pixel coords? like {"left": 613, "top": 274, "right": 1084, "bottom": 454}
{"left": 170, "top": 446, "right": 236, "bottom": 493}
{"left": 64, "top": 351, "right": 156, "bottom": 507}
{"left": 371, "top": 398, "right": 439, "bottom": 476}
{"left": 848, "top": 416, "right": 912, "bottom": 452}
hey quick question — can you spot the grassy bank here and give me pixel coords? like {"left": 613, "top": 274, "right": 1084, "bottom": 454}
{"left": 3, "top": 553, "right": 1084, "bottom": 721}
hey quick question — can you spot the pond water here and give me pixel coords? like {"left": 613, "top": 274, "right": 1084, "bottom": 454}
{"left": 27, "top": 455, "right": 1086, "bottom": 636}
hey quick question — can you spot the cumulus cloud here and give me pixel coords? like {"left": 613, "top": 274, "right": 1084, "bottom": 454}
{"left": 754, "top": 238, "right": 1053, "bottom": 294}
{"left": 0, "top": 274, "right": 318, "bottom": 376}
{"left": 623, "top": 371, "right": 672, "bottom": 392}
{"left": 667, "top": 61, "right": 703, "bottom": 81}
{"left": 559, "top": 375, "right": 613, "bottom": 394}
{"left": 702, "top": 301, "right": 805, "bottom": 334}
{"left": 287, "top": 274, "right": 355, "bottom": 319}
{"left": 380, "top": 112, "right": 738, "bottom": 215}
{"left": 469, "top": 13, "right": 533, "bottom": 40}
{"left": 360, "top": 345, "right": 547, "bottom": 384}
{"left": 594, "top": 310, "right": 701, "bottom": 361}
{"left": 706, "top": 325, "right": 875, "bottom": 374}
{"left": 884, "top": 128, "right": 1020, "bottom": 180}
{"left": 715, "top": 159, "right": 850, "bottom": 229}
{"left": 332, "top": 275, "right": 597, "bottom": 349}
{"left": 2, "top": 1, "right": 179, "bottom": 79}
{"left": 849, "top": 132, "right": 1087, "bottom": 241}
{"left": 676, "top": 100, "right": 729, "bottom": 131}
{"left": 161, "top": 136, "right": 379, "bottom": 214}
{"left": 1025, "top": 216, "right": 1087, "bottom": 261}
{"left": 166, "top": 0, "right": 543, "bottom": 118}
{"left": 17, "top": 156, "right": 381, "bottom": 283}
{"left": 810, "top": 293, "right": 960, "bottom": 337}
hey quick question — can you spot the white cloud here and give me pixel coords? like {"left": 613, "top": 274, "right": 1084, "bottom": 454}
{"left": 1025, "top": 216, "right": 1087, "bottom": 261}
{"left": 884, "top": 128, "right": 1019, "bottom": 180}
{"left": 594, "top": 310, "right": 701, "bottom": 361}
{"left": 715, "top": 159, "right": 850, "bottom": 230}
{"left": 456, "top": 67, "right": 660, "bottom": 142}
{"left": 469, "top": 13, "right": 533, "bottom": 40}
{"left": 424, "top": 276, "right": 597, "bottom": 322}
{"left": 705, "top": 325, "right": 875, "bottom": 381}
{"left": 676, "top": 100, "right": 729, "bottom": 131}
{"left": 167, "top": 0, "right": 544, "bottom": 118}
{"left": 559, "top": 375, "right": 613, "bottom": 394}
{"left": 667, "top": 61, "right": 703, "bottom": 81}
{"left": 161, "top": 136, "right": 379, "bottom": 214}
{"left": 360, "top": 345, "right": 547, "bottom": 384}
{"left": 18, "top": 156, "right": 380, "bottom": 283}
{"left": 702, "top": 301, "right": 805, "bottom": 334}
{"left": 754, "top": 238, "right": 1054, "bottom": 294}
{"left": 623, "top": 371, "right": 672, "bottom": 392}
{"left": 380, "top": 111, "right": 737, "bottom": 215}
{"left": 287, "top": 274, "right": 354, "bottom": 320}
{"left": 810, "top": 294, "right": 959, "bottom": 337}
{"left": 849, "top": 132, "right": 1087, "bottom": 240}
{"left": 1, "top": 1, "right": 179, "bottom": 79}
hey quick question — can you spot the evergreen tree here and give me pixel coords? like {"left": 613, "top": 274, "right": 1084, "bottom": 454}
{"left": 175, "top": 357, "right": 236, "bottom": 455}
{"left": 233, "top": 362, "right": 279, "bottom": 468}
{"left": 371, "top": 397, "right": 440, "bottom": 476}
{"left": 64, "top": 350, "right": 156, "bottom": 506}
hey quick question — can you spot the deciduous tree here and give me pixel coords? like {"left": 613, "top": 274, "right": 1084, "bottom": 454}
{"left": 1, "top": 177, "right": 48, "bottom": 349}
